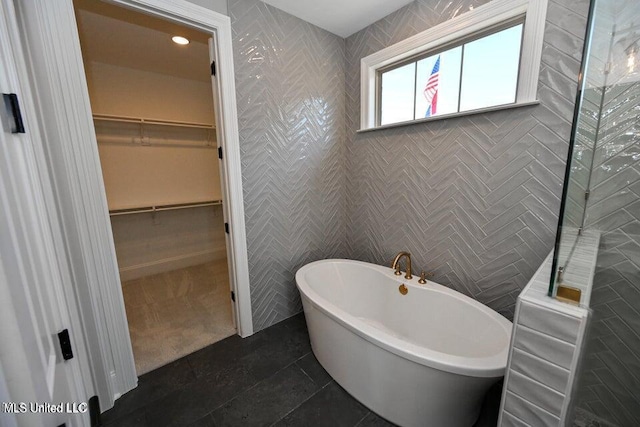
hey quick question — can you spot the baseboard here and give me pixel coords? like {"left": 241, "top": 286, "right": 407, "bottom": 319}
{"left": 119, "top": 248, "right": 227, "bottom": 281}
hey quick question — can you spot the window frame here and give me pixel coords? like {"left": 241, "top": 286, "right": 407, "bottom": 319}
{"left": 360, "top": 0, "right": 548, "bottom": 131}
{"left": 376, "top": 18, "right": 525, "bottom": 125}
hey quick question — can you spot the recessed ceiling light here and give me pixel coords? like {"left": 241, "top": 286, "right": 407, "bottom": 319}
{"left": 172, "top": 36, "right": 189, "bottom": 45}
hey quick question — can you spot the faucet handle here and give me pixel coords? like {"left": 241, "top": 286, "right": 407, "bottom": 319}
{"left": 418, "top": 270, "right": 433, "bottom": 284}
{"left": 394, "top": 264, "right": 402, "bottom": 276}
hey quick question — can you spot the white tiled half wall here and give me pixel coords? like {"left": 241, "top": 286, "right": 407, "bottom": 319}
{"left": 498, "top": 242, "right": 599, "bottom": 426}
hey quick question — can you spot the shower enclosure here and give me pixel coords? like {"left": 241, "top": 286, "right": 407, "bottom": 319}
{"left": 550, "top": 0, "right": 640, "bottom": 424}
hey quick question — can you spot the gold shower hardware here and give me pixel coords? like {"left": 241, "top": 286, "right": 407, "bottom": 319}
{"left": 391, "top": 252, "right": 412, "bottom": 280}
{"left": 399, "top": 284, "right": 408, "bottom": 295}
{"left": 556, "top": 285, "right": 581, "bottom": 305}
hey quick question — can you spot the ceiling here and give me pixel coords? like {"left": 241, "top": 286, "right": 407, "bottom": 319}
{"left": 74, "top": 0, "right": 211, "bottom": 82}
{"left": 73, "top": 0, "right": 416, "bottom": 81}
{"left": 261, "top": 0, "right": 415, "bottom": 38}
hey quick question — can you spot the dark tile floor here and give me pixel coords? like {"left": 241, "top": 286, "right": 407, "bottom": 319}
{"left": 102, "top": 313, "right": 502, "bottom": 427}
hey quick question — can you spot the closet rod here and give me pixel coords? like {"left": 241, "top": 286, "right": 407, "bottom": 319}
{"left": 93, "top": 113, "right": 215, "bottom": 130}
{"left": 109, "top": 200, "right": 222, "bottom": 216}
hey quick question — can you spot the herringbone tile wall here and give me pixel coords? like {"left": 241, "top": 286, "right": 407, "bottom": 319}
{"left": 230, "top": 0, "right": 592, "bottom": 331}
{"left": 344, "top": 0, "right": 590, "bottom": 320}
{"left": 229, "top": 0, "right": 347, "bottom": 330}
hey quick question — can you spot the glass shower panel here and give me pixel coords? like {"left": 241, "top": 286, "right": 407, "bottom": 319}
{"left": 572, "top": 74, "right": 640, "bottom": 424}
{"left": 551, "top": 0, "right": 640, "bottom": 424}
{"left": 550, "top": 1, "right": 612, "bottom": 298}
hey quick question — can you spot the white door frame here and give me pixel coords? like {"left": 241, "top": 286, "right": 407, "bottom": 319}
{"left": 102, "top": 0, "right": 253, "bottom": 337}
{"left": 15, "top": 0, "right": 252, "bottom": 410}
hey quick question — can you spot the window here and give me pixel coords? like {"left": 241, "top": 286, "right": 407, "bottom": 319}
{"left": 380, "top": 46, "right": 464, "bottom": 125}
{"left": 379, "top": 24, "right": 523, "bottom": 126}
{"left": 361, "top": 0, "right": 548, "bottom": 130}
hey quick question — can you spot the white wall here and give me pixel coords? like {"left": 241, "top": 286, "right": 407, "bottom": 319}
{"left": 86, "top": 61, "right": 215, "bottom": 123}
{"left": 84, "top": 61, "right": 226, "bottom": 280}
{"left": 112, "top": 205, "right": 226, "bottom": 281}
{"left": 185, "top": 0, "right": 227, "bottom": 16}
{"left": 87, "top": 62, "right": 221, "bottom": 209}
{"left": 97, "top": 142, "right": 221, "bottom": 210}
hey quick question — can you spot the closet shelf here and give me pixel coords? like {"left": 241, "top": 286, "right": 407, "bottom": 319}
{"left": 109, "top": 200, "right": 222, "bottom": 216}
{"left": 93, "top": 113, "right": 215, "bottom": 130}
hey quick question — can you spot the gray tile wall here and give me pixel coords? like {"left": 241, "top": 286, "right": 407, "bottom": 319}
{"left": 229, "top": 0, "right": 347, "bottom": 331}
{"left": 230, "top": 0, "right": 593, "bottom": 331}
{"left": 572, "top": 79, "right": 640, "bottom": 426}
{"left": 344, "top": 0, "right": 590, "bottom": 319}
{"left": 585, "top": 80, "right": 640, "bottom": 230}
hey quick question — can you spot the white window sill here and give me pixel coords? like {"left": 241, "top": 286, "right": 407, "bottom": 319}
{"left": 357, "top": 100, "right": 540, "bottom": 133}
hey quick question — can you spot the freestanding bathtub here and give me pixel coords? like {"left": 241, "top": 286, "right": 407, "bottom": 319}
{"left": 296, "top": 259, "right": 513, "bottom": 427}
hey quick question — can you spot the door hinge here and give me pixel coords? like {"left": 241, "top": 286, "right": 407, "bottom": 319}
{"left": 224, "top": 222, "right": 230, "bottom": 234}
{"left": 231, "top": 291, "right": 235, "bottom": 302}
{"left": 218, "top": 146, "right": 223, "bottom": 159}
{"left": 2, "top": 93, "right": 25, "bottom": 134}
{"left": 57, "top": 329, "right": 73, "bottom": 361}
{"left": 211, "top": 60, "right": 216, "bottom": 76}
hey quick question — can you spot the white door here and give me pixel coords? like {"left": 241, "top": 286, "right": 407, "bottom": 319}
{"left": 0, "top": 1, "right": 88, "bottom": 425}
{"left": 208, "top": 36, "right": 239, "bottom": 330}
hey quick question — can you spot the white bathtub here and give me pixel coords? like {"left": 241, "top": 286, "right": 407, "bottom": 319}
{"left": 296, "top": 259, "right": 513, "bottom": 427}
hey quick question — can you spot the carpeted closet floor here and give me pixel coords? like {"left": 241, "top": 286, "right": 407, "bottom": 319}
{"left": 121, "top": 260, "right": 236, "bottom": 374}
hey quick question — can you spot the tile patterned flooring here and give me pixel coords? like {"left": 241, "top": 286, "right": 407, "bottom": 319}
{"left": 102, "top": 313, "right": 502, "bottom": 426}
{"left": 122, "top": 261, "right": 236, "bottom": 374}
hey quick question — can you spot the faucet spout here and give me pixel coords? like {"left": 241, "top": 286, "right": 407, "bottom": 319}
{"left": 391, "top": 251, "right": 412, "bottom": 280}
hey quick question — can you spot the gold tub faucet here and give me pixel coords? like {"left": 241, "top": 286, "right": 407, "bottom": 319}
{"left": 391, "top": 251, "right": 412, "bottom": 280}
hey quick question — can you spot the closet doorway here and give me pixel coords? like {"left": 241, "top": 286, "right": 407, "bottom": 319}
{"left": 73, "top": 0, "right": 236, "bottom": 374}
